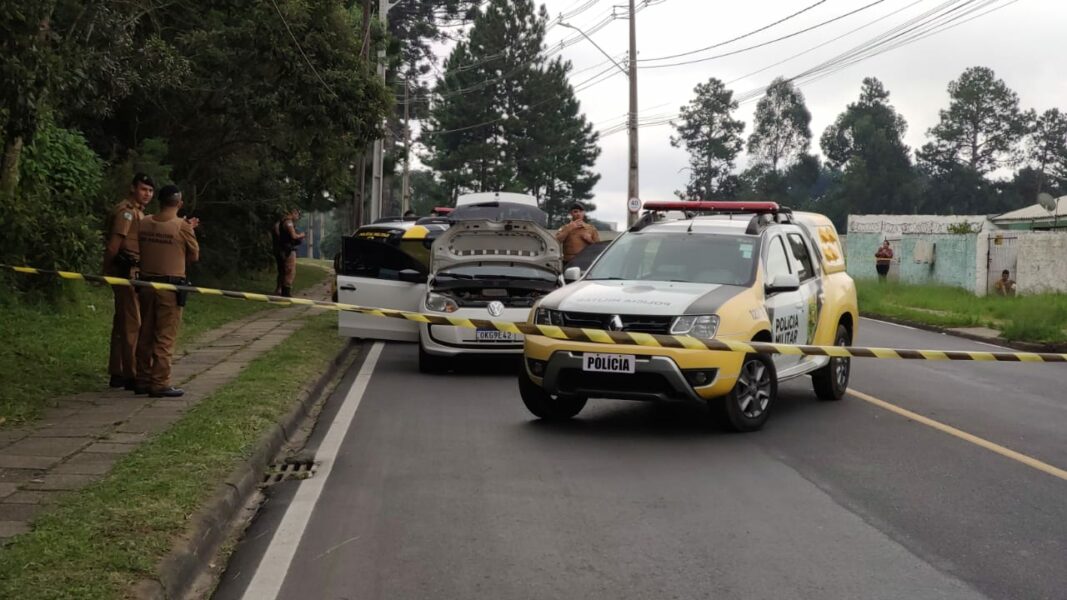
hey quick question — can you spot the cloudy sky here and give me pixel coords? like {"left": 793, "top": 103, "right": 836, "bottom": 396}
{"left": 516, "top": 0, "right": 1066, "bottom": 228}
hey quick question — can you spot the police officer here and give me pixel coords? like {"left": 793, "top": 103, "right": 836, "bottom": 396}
{"left": 134, "top": 185, "right": 200, "bottom": 398}
{"left": 104, "top": 173, "right": 154, "bottom": 389}
{"left": 272, "top": 208, "right": 304, "bottom": 297}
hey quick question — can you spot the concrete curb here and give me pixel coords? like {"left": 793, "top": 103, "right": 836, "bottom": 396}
{"left": 863, "top": 313, "right": 1067, "bottom": 353}
{"left": 135, "top": 339, "right": 361, "bottom": 600}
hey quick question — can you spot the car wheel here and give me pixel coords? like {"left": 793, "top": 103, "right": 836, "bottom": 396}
{"left": 518, "top": 366, "right": 586, "bottom": 421}
{"left": 812, "top": 324, "right": 851, "bottom": 401}
{"left": 715, "top": 353, "right": 777, "bottom": 432}
{"left": 418, "top": 343, "right": 449, "bottom": 374}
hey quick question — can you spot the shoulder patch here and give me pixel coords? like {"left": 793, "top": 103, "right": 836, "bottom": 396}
{"left": 122, "top": 211, "right": 133, "bottom": 221}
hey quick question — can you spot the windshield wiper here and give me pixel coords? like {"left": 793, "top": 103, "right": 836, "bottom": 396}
{"left": 586, "top": 276, "right": 624, "bottom": 280}
{"left": 436, "top": 272, "right": 475, "bottom": 279}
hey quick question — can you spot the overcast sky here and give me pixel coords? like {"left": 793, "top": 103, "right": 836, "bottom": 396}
{"left": 514, "top": 0, "right": 1065, "bottom": 228}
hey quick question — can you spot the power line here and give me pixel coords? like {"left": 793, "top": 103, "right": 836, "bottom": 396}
{"left": 638, "top": 0, "right": 828, "bottom": 63}
{"left": 639, "top": 0, "right": 890, "bottom": 70}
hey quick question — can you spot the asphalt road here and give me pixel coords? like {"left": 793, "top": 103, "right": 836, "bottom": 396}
{"left": 214, "top": 319, "right": 1066, "bottom": 600}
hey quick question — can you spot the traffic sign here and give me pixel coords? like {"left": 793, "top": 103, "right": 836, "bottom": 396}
{"left": 627, "top": 197, "right": 642, "bottom": 213}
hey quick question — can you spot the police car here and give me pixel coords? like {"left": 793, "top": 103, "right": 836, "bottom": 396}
{"left": 519, "top": 201, "right": 858, "bottom": 432}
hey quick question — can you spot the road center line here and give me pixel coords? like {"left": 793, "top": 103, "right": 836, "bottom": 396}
{"left": 241, "top": 341, "right": 384, "bottom": 600}
{"left": 848, "top": 388, "right": 1067, "bottom": 483}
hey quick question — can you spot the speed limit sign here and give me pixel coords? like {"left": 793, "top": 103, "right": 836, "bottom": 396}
{"left": 627, "top": 197, "right": 642, "bottom": 213}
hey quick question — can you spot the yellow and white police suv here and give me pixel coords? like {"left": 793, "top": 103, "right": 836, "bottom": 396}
{"left": 519, "top": 201, "right": 858, "bottom": 432}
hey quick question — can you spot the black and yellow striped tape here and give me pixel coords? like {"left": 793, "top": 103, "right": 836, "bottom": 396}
{"left": 4, "top": 265, "right": 1066, "bottom": 363}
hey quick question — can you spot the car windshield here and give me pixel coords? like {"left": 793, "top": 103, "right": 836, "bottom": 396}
{"left": 585, "top": 232, "right": 757, "bottom": 286}
{"left": 437, "top": 264, "right": 558, "bottom": 282}
{"left": 448, "top": 202, "right": 548, "bottom": 227}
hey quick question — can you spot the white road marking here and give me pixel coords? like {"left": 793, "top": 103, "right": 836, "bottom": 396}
{"left": 240, "top": 342, "right": 383, "bottom": 600}
{"left": 860, "top": 317, "right": 917, "bottom": 331}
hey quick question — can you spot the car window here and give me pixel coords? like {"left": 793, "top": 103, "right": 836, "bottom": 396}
{"left": 786, "top": 233, "right": 816, "bottom": 281}
{"left": 339, "top": 236, "right": 427, "bottom": 280}
{"left": 765, "top": 237, "right": 792, "bottom": 280}
{"left": 585, "top": 232, "right": 757, "bottom": 286}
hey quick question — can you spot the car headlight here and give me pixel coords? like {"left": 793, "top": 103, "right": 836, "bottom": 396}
{"left": 534, "top": 307, "right": 563, "bottom": 326}
{"left": 670, "top": 315, "right": 719, "bottom": 338}
{"left": 425, "top": 292, "right": 459, "bottom": 313}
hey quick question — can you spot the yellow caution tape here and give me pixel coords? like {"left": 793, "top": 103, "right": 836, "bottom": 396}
{"left": 4, "top": 264, "right": 1066, "bottom": 363}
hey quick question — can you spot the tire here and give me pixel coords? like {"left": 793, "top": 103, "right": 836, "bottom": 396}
{"left": 812, "top": 324, "right": 851, "bottom": 401}
{"left": 714, "top": 353, "right": 777, "bottom": 432}
{"left": 518, "top": 366, "right": 586, "bottom": 421}
{"left": 418, "top": 343, "right": 449, "bottom": 374}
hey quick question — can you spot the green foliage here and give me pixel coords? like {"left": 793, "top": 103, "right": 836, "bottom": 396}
{"left": 422, "top": 0, "right": 600, "bottom": 226}
{"left": 747, "top": 77, "right": 812, "bottom": 172}
{"left": 946, "top": 222, "right": 980, "bottom": 234}
{"left": 0, "top": 119, "right": 106, "bottom": 276}
{"left": 1028, "top": 108, "right": 1067, "bottom": 192}
{"left": 918, "top": 66, "right": 1031, "bottom": 176}
{"left": 819, "top": 78, "right": 918, "bottom": 216}
{"left": 670, "top": 78, "right": 745, "bottom": 200}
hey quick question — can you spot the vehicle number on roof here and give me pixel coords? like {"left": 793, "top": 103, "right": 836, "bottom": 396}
{"left": 582, "top": 353, "right": 636, "bottom": 374}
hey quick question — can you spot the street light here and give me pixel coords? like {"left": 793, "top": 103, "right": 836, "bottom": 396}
{"left": 558, "top": 3, "right": 640, "bottom": 228}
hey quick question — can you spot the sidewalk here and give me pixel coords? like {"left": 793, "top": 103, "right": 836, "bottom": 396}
{"left": 0, "top": 281, "right": 331, "bottom": 542}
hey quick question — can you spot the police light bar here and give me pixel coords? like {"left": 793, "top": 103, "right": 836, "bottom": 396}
{"left": 642, "top": 201, "right": 780, "bottom": 214}
{"left": 431, "top": 206, "right": 454, "bottom": 215}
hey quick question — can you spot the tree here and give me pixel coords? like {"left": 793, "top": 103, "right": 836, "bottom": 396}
{"left": 917, "top": 66, "right": 1031, "bottom": 176}
{"left": 746, "top": 77, "right": 812, "bottom": 172}
{"left": 670, "top": 78, "right": 745, "bottom": 200}
{"left": 1027, "top": 108, "right": 1067, "bottom": 193}
{"left": 820, "top": 77, "right": 917, "bottom": 214}
{"left": 422, "top": 0, "right": 600, "bottom": 224}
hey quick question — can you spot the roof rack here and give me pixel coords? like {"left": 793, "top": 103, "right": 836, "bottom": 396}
{"left": 632, "top": 201, "right": 793, "bottom": 232}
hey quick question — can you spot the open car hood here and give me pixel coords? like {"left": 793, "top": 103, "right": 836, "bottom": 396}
{"left": 431, "top": 219, "right": 562, "bottom": 275}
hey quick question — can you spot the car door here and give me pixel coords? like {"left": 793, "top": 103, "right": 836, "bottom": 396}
{"left": 336, "top": 236, "right": 426, "bottom": 341}
{"left": 762, "top": 235, "right": 807, "bottom": 374}
{"left": 784, "top": 231, "right": 824, "bottom": 370}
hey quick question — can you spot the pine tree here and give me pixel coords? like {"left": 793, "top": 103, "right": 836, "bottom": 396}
{"left": 747, "top": 77, "right": 812, "bottom": 172}
{"left": 1028, "top": 108, "right": 1067, "bottom": 192}
{"left": 820, "top": 77, "right": 917, "bottom": 214}
{"left": 421, "top": 0, "right": 600, "bottom": 223}
{"left": 670, "top": 78, "right": 745, "bottom": 200}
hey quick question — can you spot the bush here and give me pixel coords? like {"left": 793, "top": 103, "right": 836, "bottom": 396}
{"left": 0, "top": 119, "right": 108, "bottom": 279}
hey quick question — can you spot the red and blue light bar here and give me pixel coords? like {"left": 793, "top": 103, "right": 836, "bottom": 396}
{"left": 642, "top": 201, "right": 780, "bottom": 214}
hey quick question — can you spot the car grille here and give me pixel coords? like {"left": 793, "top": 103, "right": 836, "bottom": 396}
{"left": 560, "top": 312, "right": 674, "bottom": 334}
{"left": 557, "top": 370, "right": 673, "bottom": 396}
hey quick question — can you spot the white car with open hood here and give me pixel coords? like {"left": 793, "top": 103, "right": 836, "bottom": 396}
{"left": 417, "top": 217, "right": 562, "bottom": 372}
{"left": 336, "top": 197, "right": 564, "bottom": 373}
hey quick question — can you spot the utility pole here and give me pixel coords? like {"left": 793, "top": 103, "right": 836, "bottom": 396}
{"left": 557, "top": 14, "right": 637, "bottom": 226}
{"left": 627, "top": 0, "right": 639, "bottom": 228}
{"left": 370, "top": 0, "right": 400, "bottom": 223}
{"left": 401, "top": 78, "right": 412, "bottom": 214}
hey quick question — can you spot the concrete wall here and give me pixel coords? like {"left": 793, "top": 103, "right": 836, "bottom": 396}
{"left": 1015, "top": 233, "right": 1067, "bottom": 295}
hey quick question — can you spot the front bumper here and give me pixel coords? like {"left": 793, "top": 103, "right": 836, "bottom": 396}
{"left": 523, "top": 336, "right": 744, "bottom": 401}
{"left": 419, "top": 306, "right": 533, "bottom": 356}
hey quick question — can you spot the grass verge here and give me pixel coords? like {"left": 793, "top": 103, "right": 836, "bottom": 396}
{"left": 0, "top": 312, "right": 347, "bottom": 599}
{"left": 0, "top": 263, "right": 330, "bottom": 426}
{"left": 857, "top": 281, "right": 1067, "bottom": 343}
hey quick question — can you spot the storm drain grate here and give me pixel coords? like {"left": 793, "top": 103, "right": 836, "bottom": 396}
{"left": 262, "top": 460, "right": 316, "bottom": 486}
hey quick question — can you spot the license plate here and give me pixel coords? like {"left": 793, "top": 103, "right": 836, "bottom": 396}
{"left": 582, "top": 353, "right": 636, "bottom": 374}
{"left": 475, "top": 329, "right": 521, "bottom": 342}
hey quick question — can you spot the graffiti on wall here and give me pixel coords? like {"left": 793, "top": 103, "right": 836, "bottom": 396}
{"left": 848, "top": 219, "right": 987, "bottom": 235}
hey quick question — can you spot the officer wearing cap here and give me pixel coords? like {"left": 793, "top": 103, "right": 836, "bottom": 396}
{"left": 134, "top": 185, "right": 200, "bottom": 398}
{"left": 555, "top": 202, "right": 600, "bottom": 263}
{"left": 104, "top": 173, "right": 154, "bottom": 389}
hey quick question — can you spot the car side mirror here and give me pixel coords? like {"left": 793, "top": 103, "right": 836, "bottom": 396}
{"left": 563, "top": 266, "right": 582, "bottom": 283}
{"left": 398, "top": 269, "right": 425, "bottom": 284}
{"left": 765, "top": 273, "right": 800, "bottom": 294}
